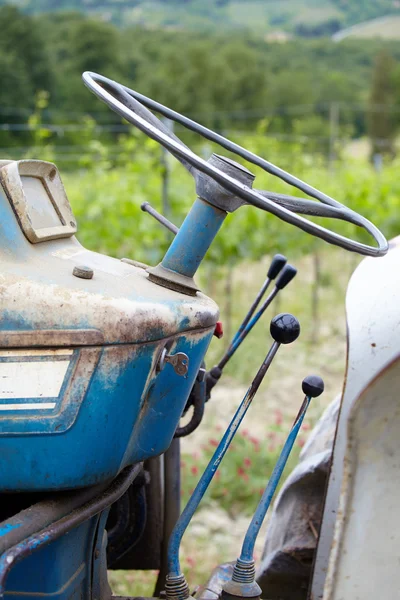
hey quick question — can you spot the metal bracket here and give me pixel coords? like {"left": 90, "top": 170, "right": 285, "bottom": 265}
{"left": 158, "top": 348, "right": 189, "bottom": 377}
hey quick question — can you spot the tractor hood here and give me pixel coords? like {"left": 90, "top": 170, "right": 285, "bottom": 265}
{"left": 0, "top": 160, "right": 219, "bottom": 347}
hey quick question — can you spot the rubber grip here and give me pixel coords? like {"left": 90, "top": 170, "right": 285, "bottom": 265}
{"left": 267, "top": 254, "right": 287, "bottom": 279}
{"left": 275, "top": 264, "right": 297, "bottom": 290}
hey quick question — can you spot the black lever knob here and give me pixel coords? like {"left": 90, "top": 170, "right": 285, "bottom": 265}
{"left": 270, "top": 313, "right": 300, "bottom": 345}
{"left": 275, "top": 264, "right": 297, "bottom": 290}
{"left": 302, "top": 375, "right": 324, "bottom": 398}
{"left": 267, "top": 254, "right": 287, "bottom": 280}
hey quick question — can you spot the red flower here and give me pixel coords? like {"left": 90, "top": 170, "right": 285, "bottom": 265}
{"left": 302, "top": 422, "right": 311, "bottom": 431}
{"left": 186, "top": 556, "right": 196, "bottom": 567}
{"left": 297, "top": 437, "right": 305, "bottom": 448}
{"left": 274, "top": 409, "right": 283, "bottom": 426}
{"left": 237, "top": 466, "right": 246, "bottom": 477}
{"left": 191, "top": 465, "right": 199, "bottom": 476}
{"left": 241, "top": 428, "right": 250, "bottom": 438}
{"left": 243, "top": 457, "right": 252, "bottom": 467}
{"left": 209, "top": 438, "right": 219, "bottom": 447}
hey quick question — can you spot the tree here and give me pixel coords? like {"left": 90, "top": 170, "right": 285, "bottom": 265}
{"left": 368, "top": 50, "right": 397, "bottom": 159}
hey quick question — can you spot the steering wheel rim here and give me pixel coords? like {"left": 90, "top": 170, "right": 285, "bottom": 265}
{"left": 82, "top": 71, "right": 388, "bottom": 258}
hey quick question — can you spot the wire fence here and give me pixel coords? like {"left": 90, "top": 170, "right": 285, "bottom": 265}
{"left": 0, "top": 101, "right": 398, "bottom": 167}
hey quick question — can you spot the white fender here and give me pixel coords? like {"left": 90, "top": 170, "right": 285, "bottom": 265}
{"left": 311, "top": 236, "right": 400, "bottom": 599}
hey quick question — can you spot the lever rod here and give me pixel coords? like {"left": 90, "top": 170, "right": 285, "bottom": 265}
{"left": 232, "top": 254, "right": 287, "bottom": 345}
{"left": 217, "top": 265, "right": 297, "bottom": 371}
{"left": 165, "top": 314, "right": 300, "bottom": 600}
{"left": 240, "top": 374, "right": 324, "bottom": 562}
{"left": 223, "top": 374, "right": 324, "bottom": 599}
{"left": 141, "top": 201, "right": 179, "bottom": 235}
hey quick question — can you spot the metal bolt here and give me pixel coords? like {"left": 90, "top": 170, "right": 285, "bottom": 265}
{"left": 73, "top": 265, "right": 94, "bottom": 280}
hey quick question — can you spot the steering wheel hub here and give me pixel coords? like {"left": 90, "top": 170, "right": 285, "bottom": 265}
{"left": 196, "top": 153, "right": 255, "bottom": 213}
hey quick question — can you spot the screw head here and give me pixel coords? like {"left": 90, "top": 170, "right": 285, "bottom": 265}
{"left": 302, "top": 375, "right": 324, "bottom": 398}
{"left": 270, "top": 313, "right": 300, "bottom": 344}
{"left": 73, "top": 265, "right": 94, "bottom": 280}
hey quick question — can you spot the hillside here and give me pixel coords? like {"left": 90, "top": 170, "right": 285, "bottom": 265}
{"left": 4, "top": 0, "right": 400, "bottom": 35}
{"left": 333, "top": 15, "right": 400, "bottom": 41}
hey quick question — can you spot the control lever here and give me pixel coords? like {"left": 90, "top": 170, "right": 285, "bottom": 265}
{"left": 232, "top": 254, "right": 287, "bottom": 345}
{"left": 222, "top": 375, "right": 325, "bottom": 600}
{"left": 205, "top": 265, "right": 297, "bottom": 399}
{"left": 164, "top": 314, "right": 300, "bottom": 600}
{"left": 141, "top": 201, "right": 179, "bottom": 235}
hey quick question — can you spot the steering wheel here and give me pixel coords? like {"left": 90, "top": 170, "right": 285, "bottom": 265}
{"left": 82, "top": 72, "right": 388, "bottom": 257}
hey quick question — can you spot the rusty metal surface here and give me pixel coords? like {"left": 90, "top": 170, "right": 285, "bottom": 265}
{"left": 0, "top": 328, "right": 104, "bottom": 348}
{"left": 0, "top": 464, "right": 142, "bottom": 594}
{"left": 0, "top": 480, "right": 109, "bottom": 554}
{"left": 0, "top": 241, "right": 219, "bottom": 345}
{"left": 0, "top": 179, "right": 219, "bottom": 346}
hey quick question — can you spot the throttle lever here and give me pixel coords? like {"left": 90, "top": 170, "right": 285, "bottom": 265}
{"left": 218, "top": 264, "right": 297, "bottom": 371}
{"left": 204, "top": 264, "right": 297, "bottom": 401}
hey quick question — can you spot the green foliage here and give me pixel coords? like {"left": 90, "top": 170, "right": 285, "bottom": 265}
{"left": 5, "top": 0, "right": 400, "bottom": 34}
{"left": 368, "top": 50, "right": 397, "bottom": 157}
{"left": 2, "top": 5, "right": 400, "bottom": 158}
{"left": 180, "top": 418, "right": 307, "bottom": 517}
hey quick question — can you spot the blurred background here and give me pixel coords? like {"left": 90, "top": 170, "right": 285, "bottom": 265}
{"left": 1, "top": 0, "right": 400, "bottom": 593}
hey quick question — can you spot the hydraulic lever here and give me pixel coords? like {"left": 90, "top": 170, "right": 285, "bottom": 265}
{"left": 222, "top": 374, "right": 325, "bottom": 600}
{"left": 164, "top": 314, "right": 300, "bottom": 600}
{"left": 232, "top": 254, "right": 287, "bottom": 345}
{"left": 205, "top": 264, "right": 297, "bottom": 399}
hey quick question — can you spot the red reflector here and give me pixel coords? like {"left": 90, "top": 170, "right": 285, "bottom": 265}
{"left": 214, "top": 321, "right": 224, "bottom": 339}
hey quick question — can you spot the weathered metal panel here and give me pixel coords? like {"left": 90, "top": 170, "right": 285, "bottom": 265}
{"left": 323, "top": 354, "right": 400, "bottom": 599}
{"left": 311, "top": 236, "right": 400, "bottom": 599}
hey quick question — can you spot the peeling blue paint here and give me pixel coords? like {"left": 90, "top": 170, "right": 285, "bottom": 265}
{"left": 0, "top": 523, "right": 21, "bottom": 538}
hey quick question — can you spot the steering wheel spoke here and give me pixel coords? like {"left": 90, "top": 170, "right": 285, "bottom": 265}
{"left": 82, "top": 71, "right": 388, "bottom": 258}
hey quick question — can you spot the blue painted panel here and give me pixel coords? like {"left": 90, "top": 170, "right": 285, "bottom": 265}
{"left": 5, "top": 516, "right": 99, "bottom": 599}
{"left": 0, "top": 329, "right": 213, "bottom": 491}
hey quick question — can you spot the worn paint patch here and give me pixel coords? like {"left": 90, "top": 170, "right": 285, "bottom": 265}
{"left": 0, "top": 522, "right": 21, "bottom": 537}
